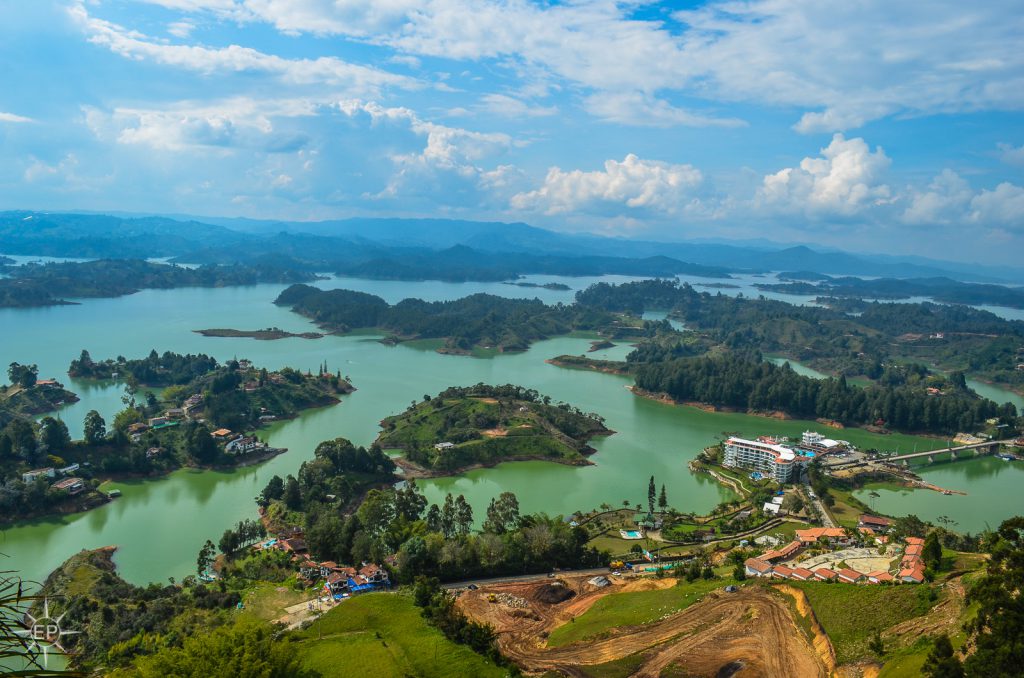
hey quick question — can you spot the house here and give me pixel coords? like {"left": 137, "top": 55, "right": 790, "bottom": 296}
{"left": 858, "top": 515, "right": 892, "bottom": 533}
{"left": 867, "top": 571, "right": 894, "bottom": 584}
{"left": 762, "top": 502, "right": 781, "bottom": 515}
{"left": 761, "top": 540, "right": 802, "bottom": 562}
{"left": 744, "top": 558, "right": 773, "bottom": 578}
{"left": 790, "top": 567, "right": 815, "bottom": 581}
{"left": 165, "top": 408, "right": 185, "bottom": 419}
{"left": 324, "top": 572, "right": 349, "bottom": 594}
{"left": 146, "top": 447, "right": 162, "bottom": 459}
{"left": 905, "top": 544, "right": 923, "bottom": 558}
{"left": 242, "top": 382, "right": 260, "bottom": 392}
{"left": 796, "top": 527, "right": 849, "bottom": 545}
{"left": 359, "top": 564, "right": 389, "bottom": 585}
{"left": 772, "top": 565, "right": 794, "bottom": 580}
{"left": 814, "top": 568, "right": 838, "bottom": 582}
{"left": 899, "top": 566, "right": 926, "bottom": 584}
{"left": 148, "top": 416, "right": 169, "bottom": 427}
{"left": 433, "top": 442, "right": 455, "bottom": 451}
{"left": 238, "top": 359, "right": 253, "bottom": 370}
{"left": 278, "top": 538, "right": 307, "bottom": 554}
{"left": 183, "top": 394, "right": 204, "bottom": 417}
{"left": 51, "top": 477, "right": 85, "bottom": 495}
{"left": 800, "top": 431, "right": 845, "bottom": 455}
{"left": 57, "top": 463, "right": 80, "bottom": 475}
{"left": 22, "top": 467, "right": 56, "bottom": 484}
{"left": 127, "top": 422, "right": 150, "bottom": 434}
{"left": 836, "top": 568, "right": 864, "bottom": 584}
{"left": 904, "top": 536, "right": 925, "bottom": 546}
{"left": 211, "top": 428, "right": 233, "bottom": 439}
{"left": 35, "top": 379, "right": 59, "bottom": 388}
{"left": 226, "top": 436, "right": 263, "bottom": 454}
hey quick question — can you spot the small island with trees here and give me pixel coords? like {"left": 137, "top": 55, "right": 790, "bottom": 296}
{"left": 194, "top": 327, "right": 325, "bottom": 340}
{"left": 377, "top": 384, "right": 612, "bottom": 476}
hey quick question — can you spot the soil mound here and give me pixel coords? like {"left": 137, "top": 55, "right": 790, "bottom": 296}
{"left": 535, "top": 582, "right": 577, "bottom": 605}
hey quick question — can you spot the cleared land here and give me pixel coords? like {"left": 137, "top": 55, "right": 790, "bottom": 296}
{"left": 458, "top": 574, "right": 827, "bottom": 677}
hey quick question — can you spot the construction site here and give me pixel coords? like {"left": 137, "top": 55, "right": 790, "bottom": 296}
{"left": 456, "top": 573, "right": 831, "bottom": 677}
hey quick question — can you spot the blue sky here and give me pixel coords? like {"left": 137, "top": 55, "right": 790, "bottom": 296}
{"left": 0, "top": 1, "right": 1022, "bottom": 264}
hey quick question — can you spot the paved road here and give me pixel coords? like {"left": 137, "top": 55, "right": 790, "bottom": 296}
{"left": 441, "top": 567, "right": 616, "bottom": 590}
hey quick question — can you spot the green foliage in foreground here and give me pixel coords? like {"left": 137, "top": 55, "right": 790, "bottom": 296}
{"left": 546, "top": 577, "right": 733, "bottom": 648}
{"left": 292, "top": 593, "right": 506, "bottom": 678}
{"left": 785, "top": 581, "right": 934, "bottom": 665}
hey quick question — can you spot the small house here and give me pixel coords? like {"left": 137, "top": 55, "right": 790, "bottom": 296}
{"left": 433, "top": 442, "right": 455, "bottom": 451}
{"left": 836, "top": 568, "right": 864, "bottom": 584}
{"left": 22, "top": 467, "right": 55, "bottom": 484}
{"left": 772, "top": 565, "right": 794, "bottom": 580}
{"left": 744, "top": 558, "right": 773, "bottom": 578}
{"left": 857, "top": 515, "right": 892, "bottom": 533}
{"left": 51, "top": 477, "right": 85, "bottom": 495}
{"left": 814, "top": 568, "right": 838, "bottom": 582}
{"left": 211, "top": 428, "right": 233, "bottom": 439}
{"left": 790, "top": 567, "right": 815, "bottom": 581}
{"left": 867, "top": 571, "right": 894, "bottom": 584}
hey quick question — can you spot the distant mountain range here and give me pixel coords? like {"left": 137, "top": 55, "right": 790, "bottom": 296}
{"left": 2, "top": 210, "right": 1022, "bottom": 284}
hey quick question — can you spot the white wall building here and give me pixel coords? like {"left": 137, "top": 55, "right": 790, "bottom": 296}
{"left": 723, "top": 437, "right": 809, "bottom": 483}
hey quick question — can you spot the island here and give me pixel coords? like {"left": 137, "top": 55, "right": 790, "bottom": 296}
{"left": 377, "top": 384, "right": 612, "bottom": 476}
{"left": 194, "top": 327, "right": 324, "bottom": 340}
{"left": 0, "top": 363, "right": 79, "bottom": 426}
{"left": 274, "top": 284, "right": 623, "bottom": 353}
{"left": 503, "top": 281, "right": 572, "bottom": 291}
{"left": 0, "top": 258, "right": 318, "bottom": 308}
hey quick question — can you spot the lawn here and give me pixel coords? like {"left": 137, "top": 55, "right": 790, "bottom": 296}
{"left": 547, "top": 577, "right": 739, "bottom": 648}
{"left": 292, "top": 592, "right": 506, "bottom": 678}
{"left": 786, "top": 581, "right": 934, "bottom": 664}
{"left": 240, "top": 581, "right": 308, "bottom": 622}
{"left": 828, "top": 488, "right": 870, "bottom": 528}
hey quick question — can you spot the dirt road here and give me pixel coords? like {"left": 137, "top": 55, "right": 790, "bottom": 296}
{"left": 459, "top": 576, "right": 828, "bottom": 677}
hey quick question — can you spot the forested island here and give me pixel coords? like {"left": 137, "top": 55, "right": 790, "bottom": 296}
{"left": 504, "top": 281, "right": 572, "bottom": 290}
{"left": 274, "top": 284, "right": 625, "bottom": 353}
{"left": 0, "top": 258, "right": 317, "bottom": 308}
{"left": 0, "top": 352, "right": 353, "bottom": 523}
{"left": 756, "top": 274, "right": 1024, "bottom": 309}
{"left": 377, "top": 384, "right": 611, "bottom": 475}
{"left": 195, "top": 327, "right": 325, "bottom": 340}
{"left": 0, "top": 362, "right": 78, "bottom": 427}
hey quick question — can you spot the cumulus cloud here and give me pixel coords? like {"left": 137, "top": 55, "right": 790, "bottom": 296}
{"left": 997, "top": 142, "right": 1024, "bottom": 166}
{"left": 478, "top": 94, "right": 557, "bottom": 119}
{"left": 511, "top": 154, "right": 704, "bottom": 216}
{"left": 969, "top": 183, "right": 1024, "bottom": 230}
{"left": 758, "top": 134, "right": 892, "bottom": 217}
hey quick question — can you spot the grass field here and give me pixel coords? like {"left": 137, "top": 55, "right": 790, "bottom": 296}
{"left": 786, "top": 581, "right": 933, "bottom": 664}
{"left": 828, "top": 488, "right": 871, "bottom": 528}
{"left": 546, "top": 577, "right": 739, "bottom": 647}
{"left": 292, "top": 592, "right": 506, "bottom": 678}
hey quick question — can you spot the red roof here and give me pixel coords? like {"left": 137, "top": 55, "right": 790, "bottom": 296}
{"left": 905, "top": 536, "right": 925, "bottom": 546}
{"left": 859, "top": 515, "right": 892, "bottom": 527}
{"left": 905, "top": 544, "right": 923, "bottom": 556}
{"left": 814, "top": 568, "right": 838, "bottom": 580}
{"left": 744, "top": 558, "right": 773, "bottom": 573}
{"left": 868, "top": 571, "right": 894, "bottom": 582}
{"left": 772, "top": 565, "right": 794, "bottom": 578}
{"left": 836, "top": 568, "right": 863, "bottom": 582}
{"left": 791, "top": 567, "right": 814, "bottom": 580}
{"left": 796, "top": 527, "right": 847, "bottom": 543}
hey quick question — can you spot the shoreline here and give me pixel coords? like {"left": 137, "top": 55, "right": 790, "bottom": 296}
{"left": 392, "top": 452, "right": 595, "bottom": 479}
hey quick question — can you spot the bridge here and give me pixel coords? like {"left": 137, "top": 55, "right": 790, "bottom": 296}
{"left": 828, "top": 439, "right": 1017, "bottom": 469}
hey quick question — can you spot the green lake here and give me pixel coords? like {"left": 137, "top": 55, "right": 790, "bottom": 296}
{"left": 1, "top": 276, "right": 1021, "bottom": 586}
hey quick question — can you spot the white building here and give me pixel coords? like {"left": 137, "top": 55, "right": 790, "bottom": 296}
{"left": 800, "top": 431, "right": 843, "bottom": 455}
{"left": 434, "top": 442, "right": 455, "bottom": 451}
{"left": 723, "top": 437, "right": 810, "bottom": 483}
{"left": 225, "top": 436, "right": 264, "bottom": 454}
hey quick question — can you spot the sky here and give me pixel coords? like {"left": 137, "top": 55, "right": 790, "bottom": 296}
{"left": 0, "top": 0, "right": 1022, "bottom": 264}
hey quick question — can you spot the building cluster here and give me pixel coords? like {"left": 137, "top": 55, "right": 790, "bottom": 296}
{"left": 22, "top": 464, "right": 85, "bottom": 495}
{"left": 722, "top": 430, "right": 847, "bottom": 483}
{"left": 298, "top": 560, "right": 391, "bottom": 596}
{"left": 744, "top": 519, "right": 925, "bottom": 585}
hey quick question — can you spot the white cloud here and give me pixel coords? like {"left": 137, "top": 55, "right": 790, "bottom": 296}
{"left": 168, "top": 20, "right": 196, "bottom": 38}
{"left": 478, "top": 94, "right": 557, "bottom": 119}
{"left": 758, "top": 134, "right": 892, "bottom": 217}
{"left": 0, "top": 112, "right": 33, "bottom": 123}
{"left": 902, "top": 170, "right": 973, "bottom": 225}
{"left": 132, "top": 0, "right": 1024, "bottom": 131}
{"left": 70, "top": 2, "right": 416, "bottom": 95}
{"left": 997, "top": 142, "right": 1024, "bottom": 166}
{"left": 969, "top": 183, "right": 1024, "bottom": 230}
{"left": 584, "top": 92, "right": 745, "bottom": 128}
{"left": 24, "top": 154, "right": 79, "bottom": 183}
{"left": 511, "top": 154, "right": 704, "bottom": 216}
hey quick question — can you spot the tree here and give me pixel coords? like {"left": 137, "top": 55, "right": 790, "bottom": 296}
{"left": 394, "top": 479, "right": 428, "bottom": 522}
{"left": 197, "top": 539, "right": 216, "bottom": 575}
{"left": 7, "top": 362, "right": 37, "bottom": 389}
{"left": 283, "top": 475, "right": 302, "bottom": 511}
{"left": 455, "top": 494, "right": 474, "bottom": 536}
{"left": 257, "top": 475, "right": 285, "bottom": 508}
{"left": 922, "top": 634, "right": 964, "bottom": 678}
{"left": 658, "top": 484, "right": 668, "bottom": 511}
{"left": 440, "top": 494, "right": 456, "bottom": 539}
{"left": 962, "top": 516, "right": 1024, "bottom": 676}
{"left": 185, "top": 423, "right": 218, "bottom": 464}
{"left": 83, "top": 410, "right": 106, "bottom": 446}
{"left": 426, "top": 503, "right": 442, "bottom": 533}
{"left": 113, "top": 406, "right": 143, "bottom": 432}
{"left": 868, "top": 631, "right": 885, "bottom": 657}
{"left": 923, "top": 531, "right": 943, "bottom": 571}
{"left": 483, "top": 492, "right": 520, "bottom": 534}
{"left": 733, "top": 564, "right": 747, "bottom": 581}
{"left": 129, "top": 618, "right": 315, "bottom": 678}
{"left": 648, "top": 476, "right": 656, "bottom": 515}
{"left": 37, "top": 417, "right": 70, "bottom": 454}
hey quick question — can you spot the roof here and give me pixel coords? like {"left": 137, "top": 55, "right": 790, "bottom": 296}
{"left": 814, "top": 568, "right": 838, "bottom": 579}
{"left": 744, "top": 558, "right": 772, "bottom": 573}
{"left": 762, "top": 540, "right": 802, "bottom": 562}
{"left": 836, "top": 568, "right": 863, "bottom": 581}
{"left": 727, "top": 436, "right": 796, "bottom": 462}
{"left": 904, "top": 536, "right": 926, "bottom": 546}
{"left": 762, "top": 502, "right": 781, "bottom": 514}
{"left": 859, "top": 515, "right": 892, "bottom": 526}
{"left": 52, "top": 477, "right": 83, "bottom": 489}
{"left": 772, "top": 565, "right": 794, "bottom": 578}
{"left": 796, "top": 527, "right": 847, "bottom": 543}
{"left": 211, "top": 428, "right": 232, "bottom": 436}
{"left": 868, "top": 571, "right": 894, "bottom": 582}
{"left": 791, "top": 567, "right": 814, "bottom": 579}
{"left": 905, "top": 544, "right": 923, "bottom": 556}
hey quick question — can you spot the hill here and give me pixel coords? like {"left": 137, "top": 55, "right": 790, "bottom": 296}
{"left": 377, "top": 384, "right": 611, "bottom": 473}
